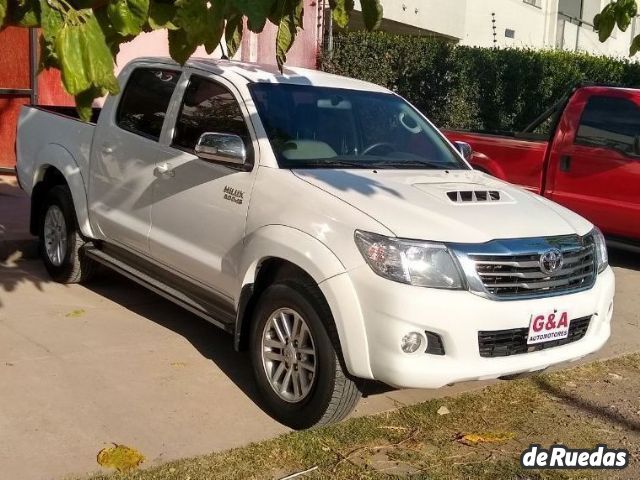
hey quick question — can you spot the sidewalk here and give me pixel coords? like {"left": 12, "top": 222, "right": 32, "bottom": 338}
{"left": 0, "top": 174, "right": 36, "bottom": 261}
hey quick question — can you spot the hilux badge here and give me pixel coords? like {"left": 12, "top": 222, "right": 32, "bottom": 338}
{"left": 224, "top": 186, "right": 244, "bottom": 205}
{"left": 539, "top": 249, "right": 563, "bottom": 275}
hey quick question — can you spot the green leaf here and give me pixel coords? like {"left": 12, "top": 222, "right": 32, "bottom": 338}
{"left": 55, "top": 11, "right": 119, "bottom": 97}
{"left": 0, "top": 0, "right": 8, "bottom": 27}
{"left": 39, "top": 0, "right": 64, "bottom": 42}
{"left": 275, "top": 0, "right": 302, "bottom": 71}
{"left": 225, "top": 11, "right": 243, "bottom": 58}
{"left": 168, "top": 27, "right": 197, "bottom": 64}
{"left": 95, "top": 6, "right": 128, "bottom": 58}
{"left": 360, "top": 0, "right": 382, "bottom": 30}
{"left": 615, "top": 9, "right": 631, "bottom": 32}
{"left": 203, "top": 0, "right": 227, "bottom": 54}
{"left": 38, "top": 34, "right": 57, "bottom": 71}
{"left": 38, "top": 0, "right": 65, "bottom": 69}
{"left": 329, "top": 0, "right": 353, "bottom": 29}
{"left": 8, "top": 0, "right": 41, "bottom": 27}
{"left": 232, "top": 0, "right": 276, "bottom": 32}
{"left": 175, "top": 0, "right": 208, "bottom": 44}
{"left": 75, "top": 87, "right": 103, "bottom": 122}
{"left": 107, "top": 0, "right": 149, "bottom": 36}
{"left": 631, "top": 34, "right": 640, "bottom": 55}
{"left": 596, "top": 10, "right": 616, "bottom": 42}
{"left": 68, "top": 0, "right": 103, "bottom": 8}
{"left": 148, "top": 0, "right": 178, "bottom": 29}
{"left": 621, "top": 0, "right": 638, "bottom": 17}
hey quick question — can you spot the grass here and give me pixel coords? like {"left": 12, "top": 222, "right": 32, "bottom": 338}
{"left": 83, "top": 354, "right": 640, "bottom": 480}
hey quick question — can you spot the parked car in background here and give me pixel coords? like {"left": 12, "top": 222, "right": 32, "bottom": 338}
{"left": 16, "top": 60, "right": 614, "bottom": 429}
{"left": 444, "top": 85, "right": 640, "bottom": 251}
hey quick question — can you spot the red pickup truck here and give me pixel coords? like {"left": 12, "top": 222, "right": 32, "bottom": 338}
{"left": 444, "top": 85, "right": 640, "bottom": 250}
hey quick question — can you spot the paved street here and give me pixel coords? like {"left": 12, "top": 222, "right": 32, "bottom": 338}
{"left": 1, "top": 176, "right": 639, "bottom": 479}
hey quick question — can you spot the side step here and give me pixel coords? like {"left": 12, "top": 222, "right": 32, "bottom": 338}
{"left": 83, "top": 245, "right": 235, "bottom": 333}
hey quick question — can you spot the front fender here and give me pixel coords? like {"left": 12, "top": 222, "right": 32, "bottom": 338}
{"left": 33, "top": 144, "right": 94, "bottom": 238}
{"left": 237, "top": 225, "right": 372, "bottom": 379}
{"left": 239, "top": 225, "right": 346, "bottom": 290}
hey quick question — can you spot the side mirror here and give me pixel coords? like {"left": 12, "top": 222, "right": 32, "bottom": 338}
{"left": 195, "top": 132, "right": 247, "bottom": 166}
{"left": 454, "top": 141, "right": 473, "bottom": 162}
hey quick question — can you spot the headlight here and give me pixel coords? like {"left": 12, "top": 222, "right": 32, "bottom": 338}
{"left": 590, "top": 227, "right": 608, "bottom": 273}
{"left": 354, "top": 230, "right": 464, "bottom": 289}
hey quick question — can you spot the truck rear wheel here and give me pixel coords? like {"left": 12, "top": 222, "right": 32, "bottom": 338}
{"left": 250, "top": 280, "right": 361, "bottom": 429}
{"left": 39, "top": 185, "right": 96, "bottom": 284}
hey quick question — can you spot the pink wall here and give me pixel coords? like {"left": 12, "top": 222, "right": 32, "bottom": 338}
{"left": 116, "top": 30, "right": 225, "bottom": 75}
{"left": 117, "top": 0, "right": 322, "bottom": 74}
{"left": 241, "top": 0, "right": 322, "bottom": 68}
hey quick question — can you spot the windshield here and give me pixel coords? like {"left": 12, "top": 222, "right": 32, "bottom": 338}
{"left": 249, "top": 83, "right": 469, "bottom": 170}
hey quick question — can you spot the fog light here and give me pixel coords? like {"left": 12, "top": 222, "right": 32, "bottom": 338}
{"left": 401, "top": 332, "right": 426, "bottom": 354}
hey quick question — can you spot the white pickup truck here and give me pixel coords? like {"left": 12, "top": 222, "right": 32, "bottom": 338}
{"left": 17, "top": 58, "right": 614, "bottom": 429}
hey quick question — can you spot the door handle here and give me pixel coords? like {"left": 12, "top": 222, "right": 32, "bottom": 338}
{"left": 154, "top": 162, "right": 175, "bottom": 177}
{"left": 559, "top": 155, "right": 572, "bottom": 172}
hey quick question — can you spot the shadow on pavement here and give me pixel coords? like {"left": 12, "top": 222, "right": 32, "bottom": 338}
{"left": 85, "top": 269, "right": 272, "bottom": 413}
{"left": 87, "top": 270, "right": 396, "bottom": 415}
{"left": 0, "top": 242, "right": 46, "bottom": 308}
{"left": 532, "top": 376, "right": 640, "bottom": 433}
{"left": 2, "top": 249, "right": 395, "bottom": 424}
{"left": 608, "top": 247, "right": 640, "bottom": 271}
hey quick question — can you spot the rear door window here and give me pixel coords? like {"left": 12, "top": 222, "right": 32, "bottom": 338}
{"left": 116, "top": 68, "right": 180, "bottom": 141}
{"left": 575, "top": 95, "right": 640, "bottom": 156}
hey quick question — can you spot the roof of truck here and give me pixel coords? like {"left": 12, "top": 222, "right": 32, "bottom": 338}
{"left": 132, "top": 57, "right": 391, "bottom": 93}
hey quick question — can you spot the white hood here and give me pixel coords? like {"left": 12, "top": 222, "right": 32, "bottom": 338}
{"left": 293, "top": 169, "right": 593, "bottom": 243}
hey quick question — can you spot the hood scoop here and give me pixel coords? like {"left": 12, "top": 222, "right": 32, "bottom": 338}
{"left": 412, "top": 182, "right": 515, "bottom": 205}
{"left": 446, "top": 190, "right": 509, "bottom": 203}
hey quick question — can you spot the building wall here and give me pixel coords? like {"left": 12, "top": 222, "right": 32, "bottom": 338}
{"left": 352, "top": 0, "right": 467, "bottom": 39}
{"left": 350, "top": 0, "right": 638, "bottom": 59}
{"left": 115, "top": 29, "right": 226, "bottom": 75}
{"left": 461, "top": 0, "right": 637, "bottom": 58}
{"left": 461, "top": 0, "right": 553, "bottom": 48}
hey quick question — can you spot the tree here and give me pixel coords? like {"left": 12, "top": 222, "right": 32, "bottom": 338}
{"left": 0, "top": 0, "right": 383, "bottom": 119}
{"left": 595, "top": 0, "right": 640, "bottom": 54}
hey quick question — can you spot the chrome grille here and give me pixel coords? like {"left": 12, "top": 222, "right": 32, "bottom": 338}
{"left": 470, "top": 244, "right": 596, "bottom": 298}
{"left": 449, "top": 235, "right": 598, "bottom": 300}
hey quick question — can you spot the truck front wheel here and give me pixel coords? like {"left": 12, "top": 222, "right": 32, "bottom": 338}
{"left": 39, "top": 185, "right": 96, "bottom": 284}
{"left": 250, "top": 280, "right": 361, "bottom": 429}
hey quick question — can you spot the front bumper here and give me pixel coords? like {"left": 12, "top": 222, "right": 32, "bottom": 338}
{"left": 345, "top": 265, "right": 615, "bottom": 389}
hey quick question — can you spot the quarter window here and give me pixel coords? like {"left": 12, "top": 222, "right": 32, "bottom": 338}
{"left": 575, "top": 96, "right": 640, "bottom": 156}
{"left": 116, "top": 68, "right": 179, "bottom": 140}
{"left": 173, "top": 75, "right": 251, "bottom": 152}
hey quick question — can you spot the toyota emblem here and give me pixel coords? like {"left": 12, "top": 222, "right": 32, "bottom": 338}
{"left": 539, "top": 249, "right": 564, "bottom": 275}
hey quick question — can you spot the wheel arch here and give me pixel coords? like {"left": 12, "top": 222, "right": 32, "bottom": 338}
{"left": 234, "top": 225, "right": 372, "bottom": 379}
{"left": 235, "top": 226, "right": 345, "bottom": 351}
{"left": 30, "top": 145, "right": 94, "bottom": 238}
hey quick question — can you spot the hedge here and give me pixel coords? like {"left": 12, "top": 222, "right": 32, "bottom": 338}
{"left": 320, "top": 31, "right": 640, "bottom": 132}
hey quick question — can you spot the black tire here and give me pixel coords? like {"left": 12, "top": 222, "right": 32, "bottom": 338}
{"left": 250, "top": 277, "right": 361, "bottom": 430}
{"left": 38, "top": 185, "right": 96, "bottom": 284}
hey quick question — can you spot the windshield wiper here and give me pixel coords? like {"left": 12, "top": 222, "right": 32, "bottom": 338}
{"left": 287, "top": 158, "right": 465, "bottom": 170}
{"left": 363, "top": 158, "right": 455, "bottom": 169}
{"left": 287, "top": 159, "right": 373, "bottom": 169}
